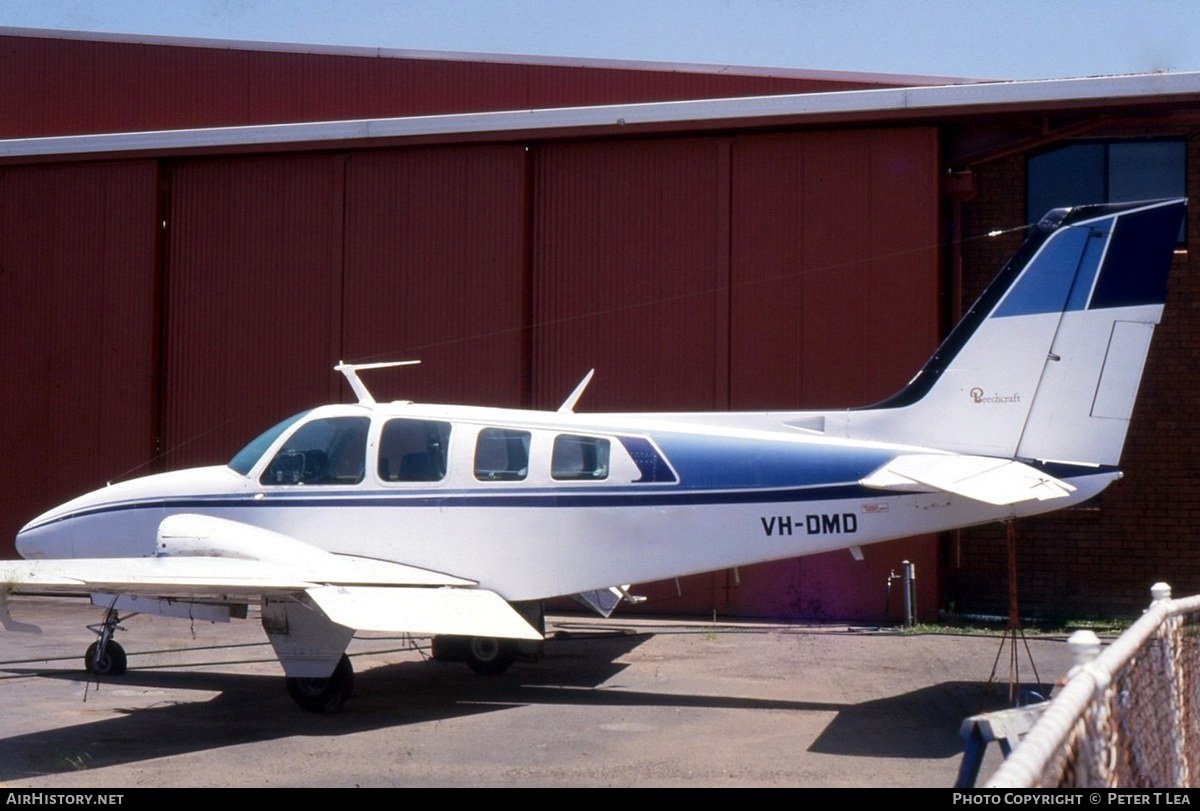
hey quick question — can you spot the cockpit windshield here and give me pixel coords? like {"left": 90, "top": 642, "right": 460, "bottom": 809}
{"left": 227, "top": 410, "right": 312, "bottom": 475}
{"left": 260, "top": 416, "right": 370, "bottom": 486}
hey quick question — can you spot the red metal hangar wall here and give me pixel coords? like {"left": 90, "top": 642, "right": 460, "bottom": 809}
{"left": 0, "top": 31, "right": 907, "bottom": 137}
{"left": 4, "top": 31, "right": 1198, "bottom": 622}
{"left": 0, "top": 32, "right": 940, "bottom": 621}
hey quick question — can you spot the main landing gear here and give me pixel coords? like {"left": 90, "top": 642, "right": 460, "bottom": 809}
{"left": 284, "top": 635, "right": 520, "bottom": 712}
{"left": 84, "top": 602, "right": 129, "bottom": 676}
{"left": 75, "top": 598, "right": 355, "bottom": 713}
{"left": 430, "top": 602, "right": 543, "bottom": 676}
{"left": 431, "top": 635, "right": 519, "bottom": 675}
{"left": 285, "top": 654, "right": 355, "bottom": 712}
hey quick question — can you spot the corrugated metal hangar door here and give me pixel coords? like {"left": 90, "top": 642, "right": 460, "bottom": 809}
{"left": 340, "top": 146, "right": 530, "bottom": 407}
{"left": 725, "top": 129, "right": 941, "bottom": 620}
{"left": 163, "top": 155, "right": 347, "bottom": 469}
{"left": 528, "top": 128, "right": 940, "bottom": 618}
{"left": 531, "top": 138, "right": 729, "bottom": 411}
{"left": 4, "top": 126, "right": 941, "bottom": 620}
{"left": 162, "top": 146, "right": 530, "bottom": 470}
{"left": 0, "top": 161, "right": 160, "bottom": 545}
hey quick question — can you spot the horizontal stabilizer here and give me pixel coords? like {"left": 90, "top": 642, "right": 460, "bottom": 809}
{"left": 306, "top": 585, "right": 543, "bottom": 640}
{"left": 861, "top": 454, "right": 1075, "bottom": 506}
{"left": 573, "top": 585, "right": 636, "bottom": 618}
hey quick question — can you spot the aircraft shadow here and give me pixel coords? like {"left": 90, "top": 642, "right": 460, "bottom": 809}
{"left": 0, "top": 629, "right": 645, "bottom": 780}
{"left": 0, "top": 629, "right": 1016, "bottom": 780}
{"left": 807, "top": 680, "right": 1015, "bottom": 759}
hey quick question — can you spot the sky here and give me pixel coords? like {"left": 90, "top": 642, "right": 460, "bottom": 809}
{"left": 2, "top": 0, "right": 1200, "bottom": 81}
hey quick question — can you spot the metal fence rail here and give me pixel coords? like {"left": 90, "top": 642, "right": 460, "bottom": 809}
{"left": 989, "top": 583, "right": 1200, "bottom": 788}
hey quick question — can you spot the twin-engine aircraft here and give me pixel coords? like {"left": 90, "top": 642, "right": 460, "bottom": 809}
{"left": 0, "top": 198, "right": 1186, "bottom": 711}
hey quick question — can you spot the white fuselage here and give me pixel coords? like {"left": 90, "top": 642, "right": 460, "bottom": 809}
{"left": 15, "top": 402, "right": 1117, "bottom": 601}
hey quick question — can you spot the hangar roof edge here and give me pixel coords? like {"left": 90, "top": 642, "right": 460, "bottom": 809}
{"left": 2, "top": 70, "right": 1198, "bottom": 161}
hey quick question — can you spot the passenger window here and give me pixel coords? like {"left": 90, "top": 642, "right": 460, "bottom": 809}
{"left": 474, "top": 428, "right": 530, "bottom": 481}
{"left": 261, "top": 416, "right": 370, "bottom": 486}
{"left": 552, "top": 435, "right": 610, "bottom": 481}
{"left": 378, "top": 419, "right": 451, "bottom": 482}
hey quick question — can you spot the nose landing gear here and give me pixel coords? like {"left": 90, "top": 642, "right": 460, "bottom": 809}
{"left": 84, "top": 638, "right": 127, "bottom": 676}
{"left": 84, "top": 602, "right": 130, "bottom": 676}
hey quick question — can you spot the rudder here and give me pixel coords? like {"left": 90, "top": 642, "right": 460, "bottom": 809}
{"left": 1014, "top": 198, "right": 1185, "bottom": 465}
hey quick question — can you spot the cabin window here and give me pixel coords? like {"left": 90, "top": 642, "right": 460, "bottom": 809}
{"left": 551, "top": 435, "right": 610, "bottom": 481}
{"left": 474, "top": 428, "right": 530, "bottom": 481}
{"left": 378, "top": 419, "right": 451, "bottom": 482}
{"left": 260, "top": 416, "right": 370, "bottom": 486}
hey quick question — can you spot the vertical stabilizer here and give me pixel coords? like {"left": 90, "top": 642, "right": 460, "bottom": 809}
{"left": 849, "top": 198, "right": 1185, "bottom": 465}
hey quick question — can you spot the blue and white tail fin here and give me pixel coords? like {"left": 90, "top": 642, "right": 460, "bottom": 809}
{"left": 850, "top": 198, "right": 1185, "bottom": 467}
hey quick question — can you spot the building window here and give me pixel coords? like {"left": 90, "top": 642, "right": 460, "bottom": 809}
{"left": 1027, "top": 139, "right": 1186, "bottom": 239}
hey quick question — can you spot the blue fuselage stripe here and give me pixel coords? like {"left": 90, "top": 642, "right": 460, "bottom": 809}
{"left": 26, "top": 462, "right": 1120, "bottom": 530}
{"left": 30, "top": 483, "right": 877, "bottom": 528}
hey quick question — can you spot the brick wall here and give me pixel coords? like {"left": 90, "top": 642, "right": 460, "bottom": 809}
{"left": 945, "top": 130, "right": 1200, "bottom": 619}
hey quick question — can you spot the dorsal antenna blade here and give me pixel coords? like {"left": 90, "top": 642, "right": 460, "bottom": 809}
{"left": 334, "top": 360, "right": 421, "bottom": 405}
{"left": 558, "top": 369, "right": 595, "bottom": 413}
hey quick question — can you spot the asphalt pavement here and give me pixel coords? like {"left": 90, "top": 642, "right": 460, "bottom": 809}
{"left": 0, "top": 596, "right": 1080, "bottom": 788}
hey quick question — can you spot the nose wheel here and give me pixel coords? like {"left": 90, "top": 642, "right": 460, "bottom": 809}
{"left": 84, "top": 639, "right": 127, "bottom": 676}
{"left": 84, "top": 602, "right": 130, "bottom": 676}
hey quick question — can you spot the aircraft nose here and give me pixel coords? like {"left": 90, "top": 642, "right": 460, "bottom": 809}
{"left": 15, "top": 512, "right": 74, "bottom": 560}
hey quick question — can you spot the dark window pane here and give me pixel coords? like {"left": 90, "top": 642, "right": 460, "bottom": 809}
{"left": 474, "top": 428, "right": 530, "bottom": 481}
{"left": 1109, "top": 140, "right": 1186, "bottom": 202}
{"left": 1027, "top": 143, "right": 1105, "bottom": 222}
{"left": 261, "top": 416, "right": 370, "bottom": 486}
{"left": 1027, "top": 139, "right": 1185, "bottom": 241}
{"left": 378, "top": 418, "right": 451, "bottom": 482}
{"left": 552, "top": 434, "right": 610, "bottom": 480}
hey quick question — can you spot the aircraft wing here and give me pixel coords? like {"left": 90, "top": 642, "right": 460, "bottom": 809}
{"left": 860, "top": 453, "right": 1076, "bottom": 506}
{"left": 0, "top": 555, "right": 464, "bottom": 596}
{"left": 0, "top": 514, "right": 542, "bottom": 641}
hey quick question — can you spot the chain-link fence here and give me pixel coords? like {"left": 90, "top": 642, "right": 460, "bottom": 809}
{"left": 989, "top": 583, "right": 1200, "bottom": 788}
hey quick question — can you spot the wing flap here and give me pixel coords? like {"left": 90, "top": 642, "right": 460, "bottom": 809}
{"left": 305, "top": 585, "right": 543, "bottom": 640}
{"left": 861, "top": 453, "right": 1076, "bottom": 506}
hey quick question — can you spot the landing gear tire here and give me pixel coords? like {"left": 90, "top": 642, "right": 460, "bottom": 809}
{"left": 286, "top": 654, "right": 355, "bottom": 712}
{"left": 84, "top": 640, "right": 127, "bottom": 676}
{"left": 466, "top": 637, "right": 516, "bottom": 676}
